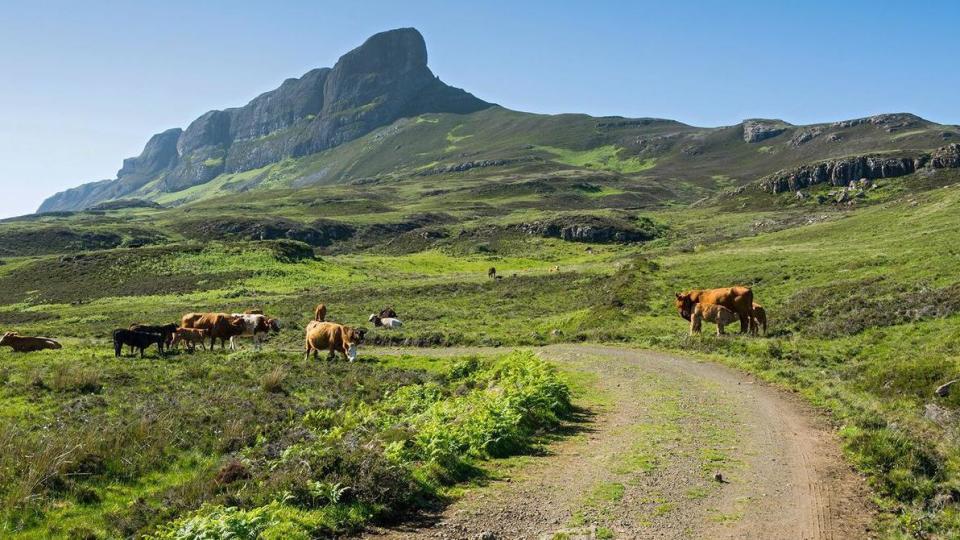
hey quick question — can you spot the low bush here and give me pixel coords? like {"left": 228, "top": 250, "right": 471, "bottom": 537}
{"left": 147, "top": 351, "right": 571, "bottom": 536}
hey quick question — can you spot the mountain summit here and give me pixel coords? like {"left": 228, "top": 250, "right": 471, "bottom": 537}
{"left": 38, "top": 28, "right": 490, "bottom": 212}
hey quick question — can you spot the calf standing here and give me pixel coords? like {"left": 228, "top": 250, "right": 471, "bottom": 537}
{"left": 690, "top": 303, "right": 739, "bottom": 336}
{"left": 171, "top": 328, "right": 208, "bottom": 351}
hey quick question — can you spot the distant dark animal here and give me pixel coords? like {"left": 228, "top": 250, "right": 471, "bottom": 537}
{"left": 488, "top": 267, "right": 497, "bottom": 279}
{"left": 129, "top": 323, "right": 178, "bottom": 347}
{"left": 171, "top": 328, "right": 208, "bottom": 351}
{"left": 690, "top": 304, "right": 739, "bottom": 336}
{"left": 113, "top": 329, "right": 165, "bottom": 358}
{"left": 369, "top": 314, "right": 403, "bottom": 328}
{"left": 495, "top": 275, "right": 503, "bottom": 281}
{"left": 378, "top": 307, "right": 398, "bottom": 319}
{"left": 750, "top": 303, "right": 767, "bottom": 336}
{"left": 936, "top": 379, "right": 959, "bottom": 398}
{"left": 0, "top": 332, "right": 62, "bottom": 352}
{"left": 304, "top": 321, "right": 364, "bottom": 361}
{"left": 675, "top": 287, "right": 754, "bottom": 334}
{"left": 244, "top": 309, "right": 264, "bottom": 315}
{"left": 314, "top": 304, "right": 327, "bottom": 322}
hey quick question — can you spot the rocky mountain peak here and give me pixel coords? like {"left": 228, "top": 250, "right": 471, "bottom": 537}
{"left": 38, "top": 27, "right": 490, "bottom": 213}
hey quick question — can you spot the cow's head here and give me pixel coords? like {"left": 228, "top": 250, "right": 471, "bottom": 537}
{"left": 267, "top": 318, "right": 281, "bottom": 333}
{"left": 0, "top": 332, "right": 13, "bottom": 346}
{"left": 368, "top": 314, "right": 382, "bottom": 327}
{"left": 675, "top": 292, "right": 695, "bottom": 321}
{"left": 341, "top": 326, "right": 363, "bottom": 362}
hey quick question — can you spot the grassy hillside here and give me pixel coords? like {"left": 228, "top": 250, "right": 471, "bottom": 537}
{"left": 3, "top": 153, "right": 960, "bottom": 537}
{"left": 61, "top": 107, "right": 957, "bottom": 211}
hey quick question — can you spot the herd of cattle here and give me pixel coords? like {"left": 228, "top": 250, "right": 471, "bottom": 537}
{"left": 0, "top": 286, "right": 767, "bottom": 356}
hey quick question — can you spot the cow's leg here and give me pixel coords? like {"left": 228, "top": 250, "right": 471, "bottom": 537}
{"left": 739, "top": 312, "right": 750, "bottom": 334}
{"left": 229, "top": 336, "right": 236, "bottom": 351}
{"left": 114, "top": 341, "right": 121, "bottom": 357}
{"left": 717, "top": 320, "right": 725, "bottom": 336}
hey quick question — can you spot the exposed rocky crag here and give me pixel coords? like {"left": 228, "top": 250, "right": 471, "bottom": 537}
{"left": 742, "top": 119, "right": 790, "bottom": 143}
{"left": 173, "top": 217, "right": 356, "bottom": 247}
{"left": 759, "top": 144, "right": 960, "bottom": 193}
{"left": 39, "top": 28, "right": 490, "bottom": 212}
{"left": 516, "top": 215, "right": 661, "bottom": 244}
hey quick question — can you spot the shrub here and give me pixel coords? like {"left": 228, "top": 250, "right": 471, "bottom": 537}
{"left": 260, "top": 367, "right": 287, "bottom": 394}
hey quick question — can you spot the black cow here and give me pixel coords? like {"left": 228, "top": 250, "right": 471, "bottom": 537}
{"left": 129, "top": 323, "right": 178, "bottom": 346}
{"left": 113, "top": 329, "right": 165, "bottom": 359}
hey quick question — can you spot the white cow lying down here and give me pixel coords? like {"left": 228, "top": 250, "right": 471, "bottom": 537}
{"left": 369, "top": 314, "right": 403, "bottom": 328}
{"left": 230, "top": 314, "right": 281, "bottom": 350}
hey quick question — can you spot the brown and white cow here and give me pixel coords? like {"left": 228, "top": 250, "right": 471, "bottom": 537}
{"left": 229, "top": 313, "right": 281, "bottom": 350}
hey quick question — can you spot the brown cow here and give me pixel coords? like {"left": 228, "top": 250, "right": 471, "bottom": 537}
{"left": 675, "top": 286, "right": 754, "bottom": 334}
{"left": 750, "top": 303, "right": 768, "bottom": 336}
{"left": 181, "top": 313, "right": 246, "bottom": 350}
{"left": 304, "top": 321, "right": 365, "bottom": 361}
{"left": 690, "top": 304, "right": 739, "bottom": 336}
{"left": 0, "top": 332, "right": 62, "bottom": 352}
{"left": 171, "top": 328, "right": 208, "bottom": 351}
{"left": 314, "top": 304, "right": 327, "bottom": 322}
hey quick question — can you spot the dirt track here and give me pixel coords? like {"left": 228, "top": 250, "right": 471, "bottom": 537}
{"left": 364, "top": 345, "right": 874, "bottom": 540}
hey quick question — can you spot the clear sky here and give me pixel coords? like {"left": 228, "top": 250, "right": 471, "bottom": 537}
{"left": 2, "top": 0, "right": 959, "bottom": 218}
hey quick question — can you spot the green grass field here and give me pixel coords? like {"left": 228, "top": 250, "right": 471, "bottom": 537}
{"left": 2, "top": 164, "right": 960, "bottom": 537}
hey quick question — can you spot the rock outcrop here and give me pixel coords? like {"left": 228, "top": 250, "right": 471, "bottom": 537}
{"left": 39, "top": 28, "right": 491, "bottom": 212}
{"left": 759, "top": 144, "right": 960, "bottom": 193}
{"left": 742, "top": 119, "right": 790, "bottom": 143}
{"left": 516, "top": 215, "right": 661, "bottom": 244}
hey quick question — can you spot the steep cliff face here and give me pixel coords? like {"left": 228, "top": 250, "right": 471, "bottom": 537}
{"left": 39, "top": 28, "right": 490, "bottom": 212}
{"left": 758, "top": 144, "right": 960, "bottom": 193}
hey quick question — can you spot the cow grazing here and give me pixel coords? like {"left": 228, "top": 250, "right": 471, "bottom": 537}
{"left": 181, "top": 313, "right": 247, "bottom": 350}
{"left": 750, "top": 303, "right": 768, "bottom": 336}
{"left": 0, "top": 332, "right": 62, "bottom": 352}
{"left": 171, "top": 328, "right": 208, "bottom": 351}
{"left": 368, "top": 314, "right": 402, "bottom": 328}
{"left": 113, "top": 329, "right": 165, "bottom": 358}
{"left": 314, "top": 304, "right": 327, "bottom": 322}
{"left": 488, "top": 267, "right": 497, "bottom": 279}
{"left": 129, "top": 323, "right": 178, "bottom": 347}
{"left": 675, "top": 286, "right": 754, "bottom": 334}
{"left": 690, "top": 304, "right": 739, "bottom": 336}
{"left": 228, "top": 313, "right": 281, "bottom": 350}
{"left": 305, "top": 321, "right": 365, "bottom": 361}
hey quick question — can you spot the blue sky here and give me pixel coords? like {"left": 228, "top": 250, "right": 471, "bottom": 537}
{"left": 2, "top": 0, "right": 959, "bottom": 217}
